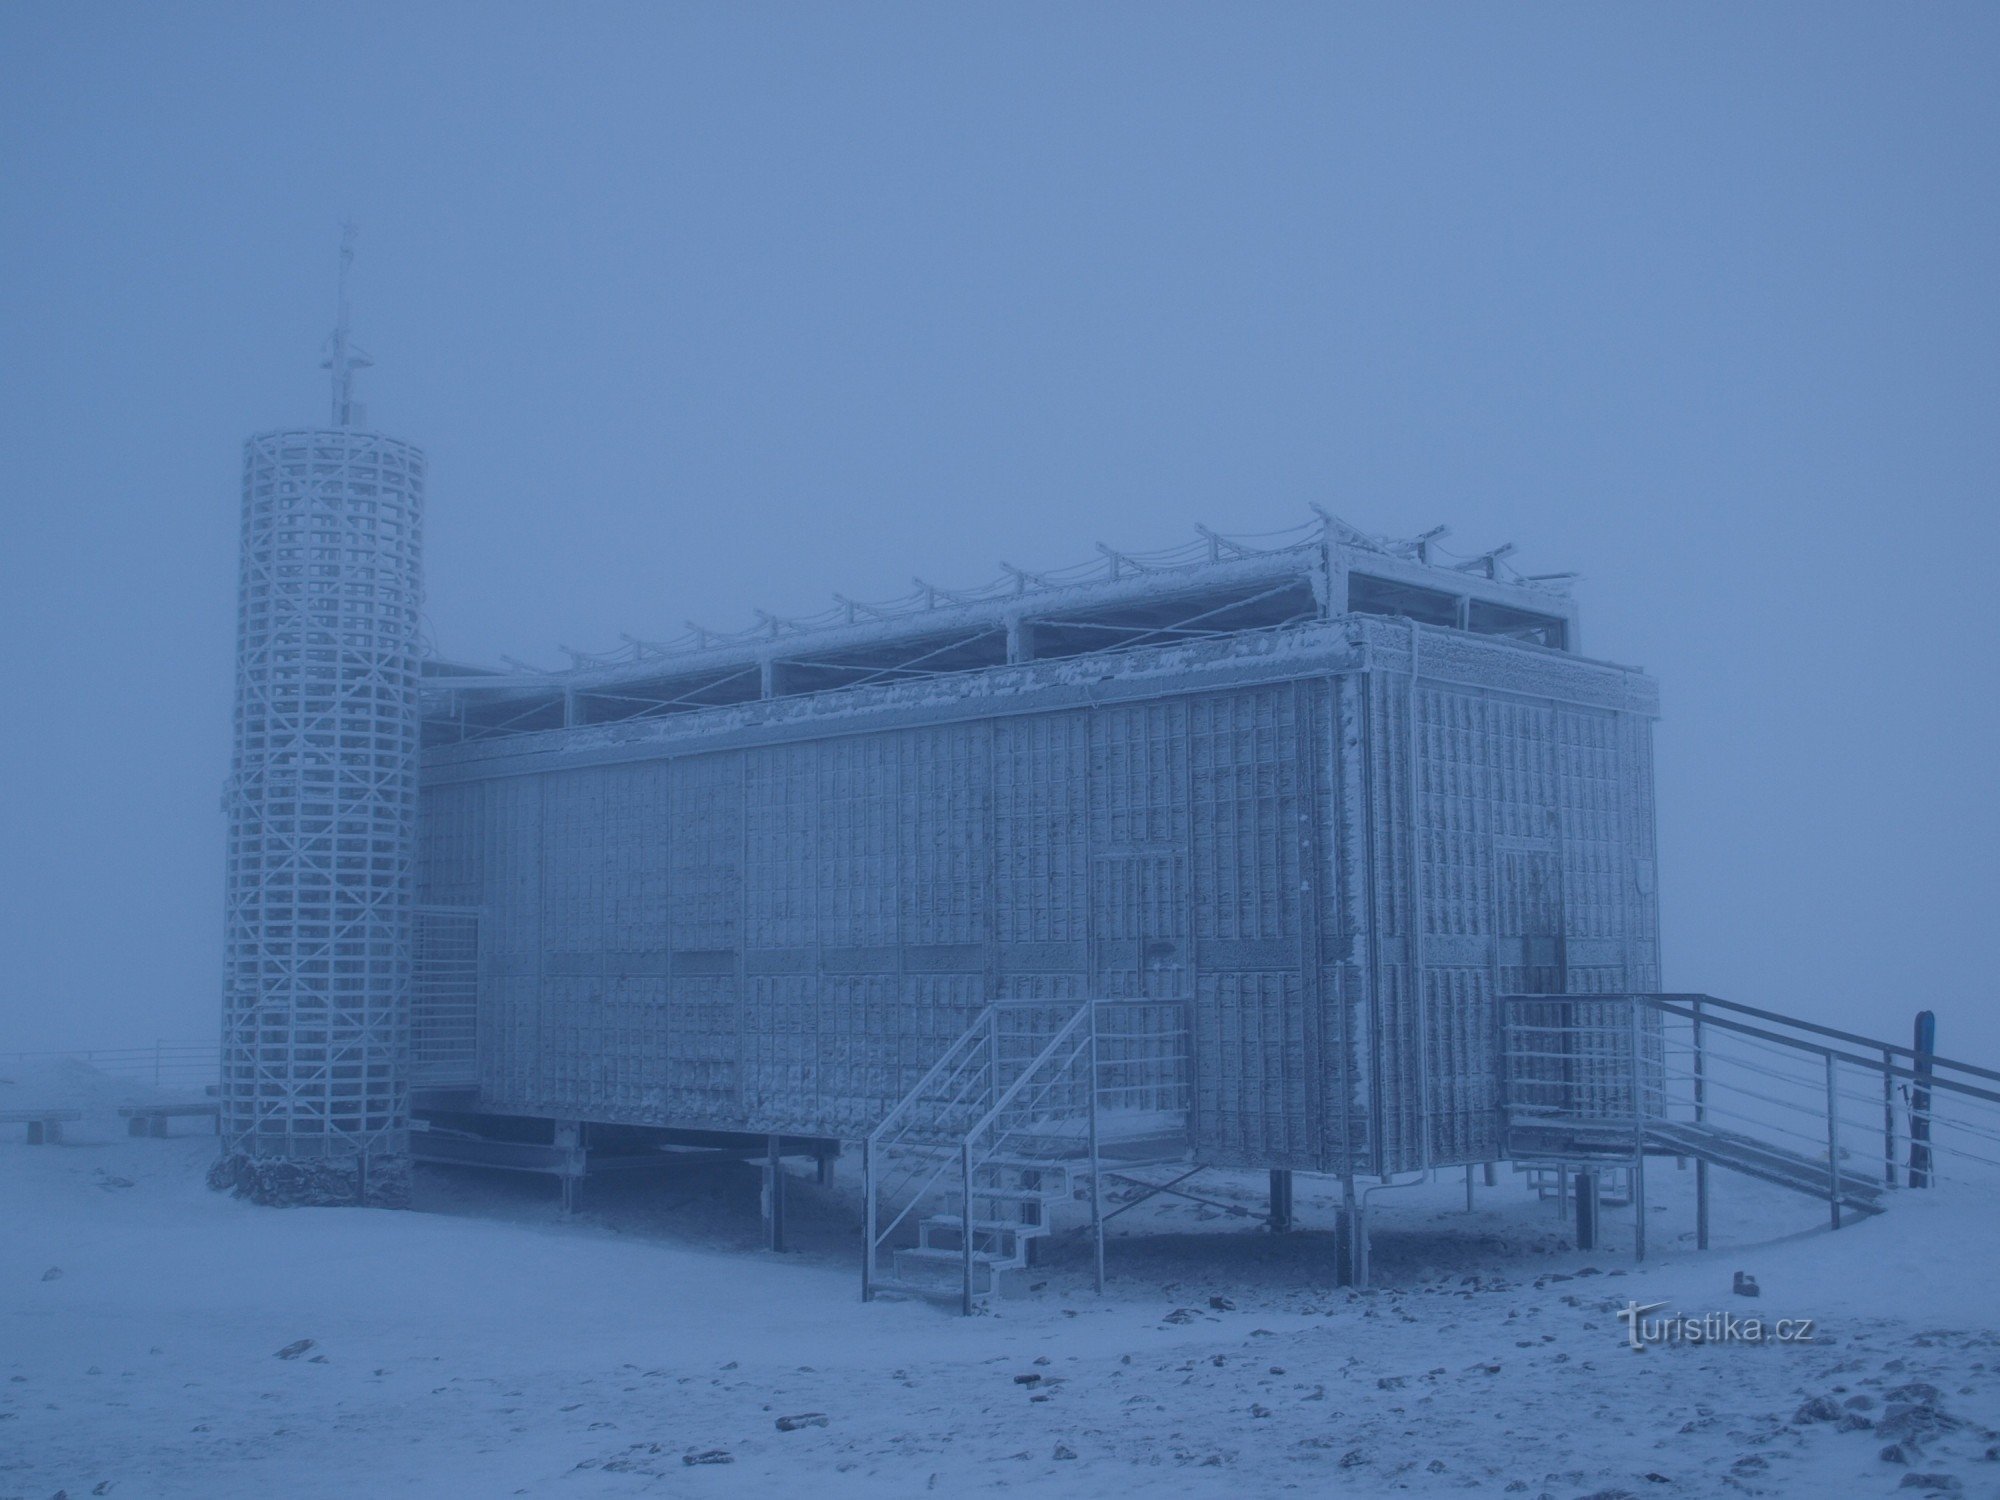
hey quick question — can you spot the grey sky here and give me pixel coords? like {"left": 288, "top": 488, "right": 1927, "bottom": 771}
{"left": 2, "top": 3, "right": 1994, "bottom": 1056}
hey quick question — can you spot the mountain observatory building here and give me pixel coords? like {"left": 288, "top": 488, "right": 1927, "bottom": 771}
{"left": 407, "top": 518, "right": 1661, "bottom": 1290}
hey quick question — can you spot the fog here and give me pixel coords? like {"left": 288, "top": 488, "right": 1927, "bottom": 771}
{"left": 2, "top": 3, "right": 1994, "bottom": 1060}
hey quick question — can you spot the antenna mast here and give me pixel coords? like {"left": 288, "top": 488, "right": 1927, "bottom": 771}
{"left": 323, "top": 221, "right": 374, "bottom": 427}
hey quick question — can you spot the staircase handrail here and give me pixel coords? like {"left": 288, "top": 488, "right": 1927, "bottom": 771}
{"left": 868, "top": 1004, "right": 998, "bottom": 1148}
{"left": 964, "top": 1001, "right": 1097, "bottom": 1143}
{"left": 1642, "top": 998, "right": 2000, "bottom": 1107}
{"left": 1500, "top": 994, "right": 2000, "bottom": 1108}
{"left": 1642, "top": 993, "right": 2000, "bottom": 1083}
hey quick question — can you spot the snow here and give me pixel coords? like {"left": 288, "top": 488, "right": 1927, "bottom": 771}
{"left": 6, "top": 1081, "right": 1999, "bottom": 1498}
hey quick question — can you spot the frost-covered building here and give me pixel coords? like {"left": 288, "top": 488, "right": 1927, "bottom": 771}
{"left": 410, "top": 518, "right": 1660, "bottom": 1273}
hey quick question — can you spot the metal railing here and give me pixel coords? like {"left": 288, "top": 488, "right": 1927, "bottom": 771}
{"left": 1500, "top": 994, "right": 2000, "bottom": 1248}
{"left": 862, "top": 997, "right": 1191, "bottom": 1311}
{"left": 0, "top": 1041, "right": 218, "bottom": 1095}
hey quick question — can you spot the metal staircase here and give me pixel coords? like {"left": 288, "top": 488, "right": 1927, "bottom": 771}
{"left": 862, "top": 998, "right": 1190, "bottom": 1312}
{"left": 1500, "top": 993, "right": 2000, "bottom": 1254}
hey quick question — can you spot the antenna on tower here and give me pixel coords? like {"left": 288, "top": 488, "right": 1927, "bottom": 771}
{"left": 323, "top": 221, "right": 374, "bottom": 427}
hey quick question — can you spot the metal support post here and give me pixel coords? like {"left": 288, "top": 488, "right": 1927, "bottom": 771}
{"left": 960, "top": 1140, "right": 976, "bottom": 1317}
{"left": 1088, "top": 1007, "right": 1105, "bottom": 1294}
{"left": 1353, "top": 1193, "right": 1371, "bottom": 1289}
{"left": 555, "top": 1120, "right": 583, "bottom": 1218}
{"left": 1630, "top": 1001, "right": 1646, "bottom": 1261}
{"left": 1909, "top": 1010, "right": 1935, "bottom": 1188}
{"left": 765, "top": 1134, "right": 787, "bottom": 1253}
{"left": 1482, "top": 1161, "right": 1498, "bottom": 1188}
{"left": 1336, "top": 1177, "right": 1360, "bottom": 1287}
{"left": 1881, "top": 1047, "right": 1897, "bottom": 1188}
{"left": 1692, "top": 998, "right": 1709, "bottom": 1251}
{"left": 1269, "top": 1169, "right": 1295, "bottom": 1232}
{"left": 1574, "top": 1170, "right": 1599, "bottom": 1251}
{"left": 861, "top": 1139, "right": 876, "bottom": 1302}
{"left": 1824, "top": 1055, "right": 1841, "bottom": 1230}
{"left": 1463, "top": 1163, "right": 1476, "bottom": 1212}
{"left": 1632, "top": 1154, "right": 1646, "bottom": 1262}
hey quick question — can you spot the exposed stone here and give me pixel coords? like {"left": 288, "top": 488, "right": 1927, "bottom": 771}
{"left": 208, "top": 1152, "right": 410, "bottom": 1209}
{"left": 1880, "top": 1404, "right": 1962, "bottom": 1444}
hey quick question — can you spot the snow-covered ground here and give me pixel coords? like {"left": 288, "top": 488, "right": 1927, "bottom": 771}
{"left": 5, "top": 1074, "right": 1998, "bottom": 1498}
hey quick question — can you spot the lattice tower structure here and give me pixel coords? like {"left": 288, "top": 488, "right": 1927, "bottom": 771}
{"left": 221, "top": 428, "right": 424, "bottom": 1187}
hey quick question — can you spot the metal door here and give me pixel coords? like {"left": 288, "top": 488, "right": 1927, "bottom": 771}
{"left": 1496, "top": 843, "right": 1566, "bottom": 995}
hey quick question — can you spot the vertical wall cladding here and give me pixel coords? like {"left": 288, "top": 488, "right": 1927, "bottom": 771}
{"left": 817, "top": 732, "right": 902, "bottom": 1133}
{"left": 990, "top": 713, "right": 1089, "bottom": 1090}
{"left": 539, "top": 769, "right": 607, "bottom": 1114}
{"left": 433, "top": 628, "right": 1656, "bottom": 1163}
{"left": 663, "top": 751, "right": 743, "bottom": 1121}
{"left": 898, "top": 725, "right": 993, "bottom": 1112}
{"left": 1326, "top": 672, "right": 1373, "bottom": 1173}
{"left": 1077, "top": 701, "right": 1185, "bottom": 1145}
{"left": 416, "top": 782, "right": 483, "bottom": 907}
{"left": 1551, "top": 706, "right": 1634, "bottom": 996}
{"left": 481, "top": 774, "right": 543, "bottom": 1109}
{"left": 1361, "top": 627, "right": 1660, "bottom": 1174}
{"left": 1087, "top": 700, "right": 1189, "bottom": 995}
{"left": 743, "top": 744, "right": 817, "bottom": 1124}
{"left": 992, "top": 711, "right": 1089, "bottom": 958}
{"left": 594, "top": 765, "right": 670, "bottom": 1117}
{"left": 1416, "top": 685, "right": 1506, "bottom": 1165}
{"left": 1618, "top": 716, "right": 1661, "bottom": 990}
{"left": 1188, "top": 685, "right": 1315, "bottom": 1167}
{"left": 1365, "top": 669, "right": 1423, "bottom": 1174}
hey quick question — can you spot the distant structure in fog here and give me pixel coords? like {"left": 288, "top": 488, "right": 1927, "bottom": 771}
{"left": 217, "top": 228, "right": 424, "bottom": 1204}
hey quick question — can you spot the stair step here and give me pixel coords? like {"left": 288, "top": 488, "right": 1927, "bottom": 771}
{"left": 977, "top": 1158, "right": 1075, "bottom": 1183}
{"left": 866, "top": 1277, "right": 966, "bottom": 1303}
{"left": 896, "top": 1245, "right": 1024, "bottom": 1270}
{"left": 968, "top": 1186, "right": 1062, "bottom": 1204}
{"left": 920, "top": 1214, "right": 1049, "bottom": 1241}
{"left": 890, "top": 1247, "right": 1020, "bottom": 1292}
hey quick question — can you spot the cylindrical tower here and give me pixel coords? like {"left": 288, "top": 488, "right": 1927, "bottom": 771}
{"left": 216, "top": 230, "right": 424, "bottom": 1205}
{"left": 217, "top": 426, "right": 424, "bottom": 1203}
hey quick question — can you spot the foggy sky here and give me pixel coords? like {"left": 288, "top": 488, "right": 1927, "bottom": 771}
{"left": 2, "top": 3, "right": 1995, "bottom": 1059}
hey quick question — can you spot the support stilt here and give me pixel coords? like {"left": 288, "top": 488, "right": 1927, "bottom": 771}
{"left": 1574, "top": 1169, "right": 1599, "bottom": 1251}
{"left": 1695, "top": 1158, "right": 1710, "bottom": 1250}
{"left": 555, "top": 1120, "right": 583, "bottom": 1218}
{"left": 1632, "top": 1153, "right": 1646, "bottom": 1262}
{"left": 765, "top": 1134, "right": 787, "bottom": 1253}
{"left": 1268, "top": 1168, "right": 1294, "bottom": 1232}
{"left": 1336, "top": 1184, "right": 1368, "bottom": 1288}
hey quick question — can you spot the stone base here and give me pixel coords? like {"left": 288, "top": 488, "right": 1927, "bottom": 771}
{"left": 207, "top": 1151, "right": 410, "bottom": 1209}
